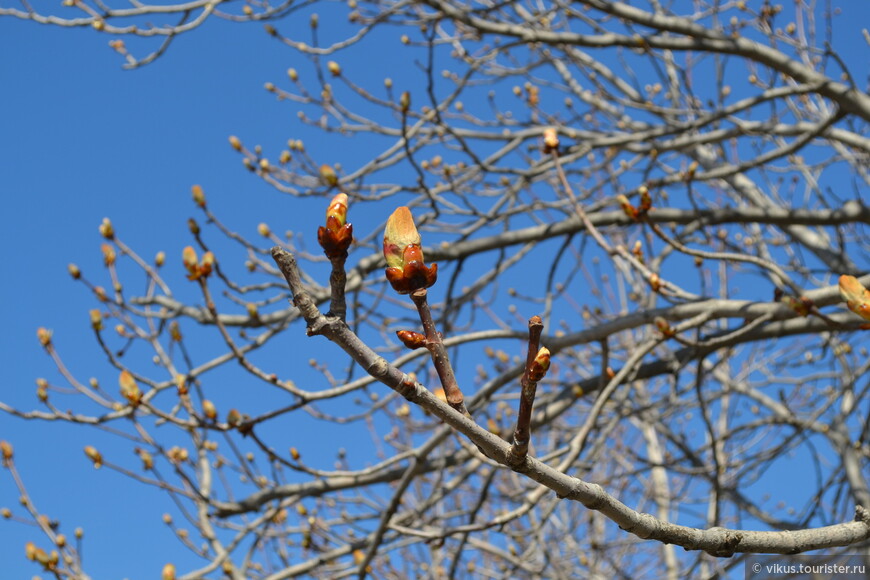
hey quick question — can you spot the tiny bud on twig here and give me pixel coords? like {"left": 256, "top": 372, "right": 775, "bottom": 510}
{"left": 542, "top": 127, "right": 559, "bottom": 153}
{"left": 84, "top": 446, "right": 103, "bottom": 468}
{"left": 528, "top": 347, "right": 551, "bottom": 382}
{"left": 396, "top": 330, "right": 426, "bottom": 349}
{"left": 119, "top": 370, "right": 142, "bottom": 407}
{"left": 191, "top": 184, "right": 206, "bottom": 208}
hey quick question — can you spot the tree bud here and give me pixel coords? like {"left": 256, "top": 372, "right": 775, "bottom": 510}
{"left": 528, "top": 347, "right": 551, "bottom": 382}
{"left": 36, "top": 327, "right": 52, "bottom": 348}
{"left": 542, "top": 127, "right": 559, "bottom": 152}
{"left": 319, "top": 164, "right": 339, "bottom": 187}
{"left": 101, "top": 243, "right": 116, "bottom": 267}
{"left": 98, "top": 217, "right": 114, "bottom": 239}
{"left": 89, "top": 309, "right": 103, "bottom": 331}
{"left": 1, "top": 441, "right": 13, "bottom": 466}
{"left": 84, "top": 446, "right": 103, "bottom": 468}
{"left": 199, "top": 251, "right": 215, "bottom": 278}
{"left": 839, "top": 275, "right": 870, "bottom": 321}
{"left": 119, "top": 370, "right": 142, "bottom": 407}
{"left": 654, "top": 316, "right": 674, "bottom": 337}
{"left": 182, "top": 246, "right": 198, "bottom": 275}
{"left": 162, "top": 563, "right": 176, "bottom": 580}
{"left": 169, "top": 321, "right": 182, "bottom": 342}
{"left": 202, "top": 399, "right": 217, "bottom": 420}
{"left": 318, "top": 193, "right": 353, "bottom": 258}
{"left": 383, "top": 207, "right": 421, "bottom": 268}
{"left": 167, "top": 446, "right": 188, "bottom": 464}
{"left": 396, "top": 330, "right": 426, "bottom": 349}
{"left": 638, "top": 185, "right": 652, "bottom": 213}
{"left": 137, "top": 448, "right": 154, "bottom": 470}
{"left": 94, "top": 286, "right": 108, "bottom": 302}
{"left": 191, "top": 184, "right": 206, "bottom": 208}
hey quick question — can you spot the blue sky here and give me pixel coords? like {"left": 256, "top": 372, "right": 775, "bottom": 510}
{"left": 1, "top": 9, "right": 431, "bottom": 577}
{"left": 0, "top": 17, "right": 303, "bottom": 577}
{"left": 1, "top": 3, "right": 869, "bottom": 578}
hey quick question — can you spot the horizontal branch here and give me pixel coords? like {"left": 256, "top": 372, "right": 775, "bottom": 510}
{"left": 268, "top": 246, "right": 870, "bottom": 557}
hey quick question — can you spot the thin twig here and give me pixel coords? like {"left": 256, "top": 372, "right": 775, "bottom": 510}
{"left": 410, "top": 288, "right": 471, "bottom": 417}
{"left": 509, "top": 316, "right": 544, "bottom": 464}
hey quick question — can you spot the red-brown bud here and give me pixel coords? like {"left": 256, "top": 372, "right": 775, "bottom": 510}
{"left": 780, "top": 295, "right": 813, "bottom": 317}
{"left": 654, "top": 316, "right": 674, "bottom": 337}
{"left": 317, "top": 193, "right": 353, "bottom": 258}
{"left": 638, "top": 185, "right": 652, "bottom": 213}
{"left": 528, "top": 347, "right": 551, "bottom": 382}
{"left": 396, "top": 330, "right": 426, "bottom": 349}
{"left": 616, "top": 195, "right": 638, "bottom": 220}
{"left": 383, "top": 208, "right": 437, "bottom": 294}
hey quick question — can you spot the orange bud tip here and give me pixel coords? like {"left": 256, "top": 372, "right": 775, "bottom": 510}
{"left": 119, "top": 370, "right": 142, "bottom": 407}
{"left": 543, "top": 127, "right": 559, "bottom": 152}
{"left": 98, "top": 217, "right": 114, "bottom": 239}
{"left": 191, "top": 185, "right": 206, "bottom": 208}
{"left": 36, "top": 327, "right": 53, "bottom": 348}
{"left": 162, "top": 563, "right": 176, "bottom": 580}
{"left": 1, "top": 441, "right": 13, "bottom": 465}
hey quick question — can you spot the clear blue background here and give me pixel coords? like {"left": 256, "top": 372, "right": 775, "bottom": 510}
{"left": 2, "top": 4, "right": 869, "bottom": 578}
{"left": 0, "top": 17, "right": 307, "bottom": 577}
